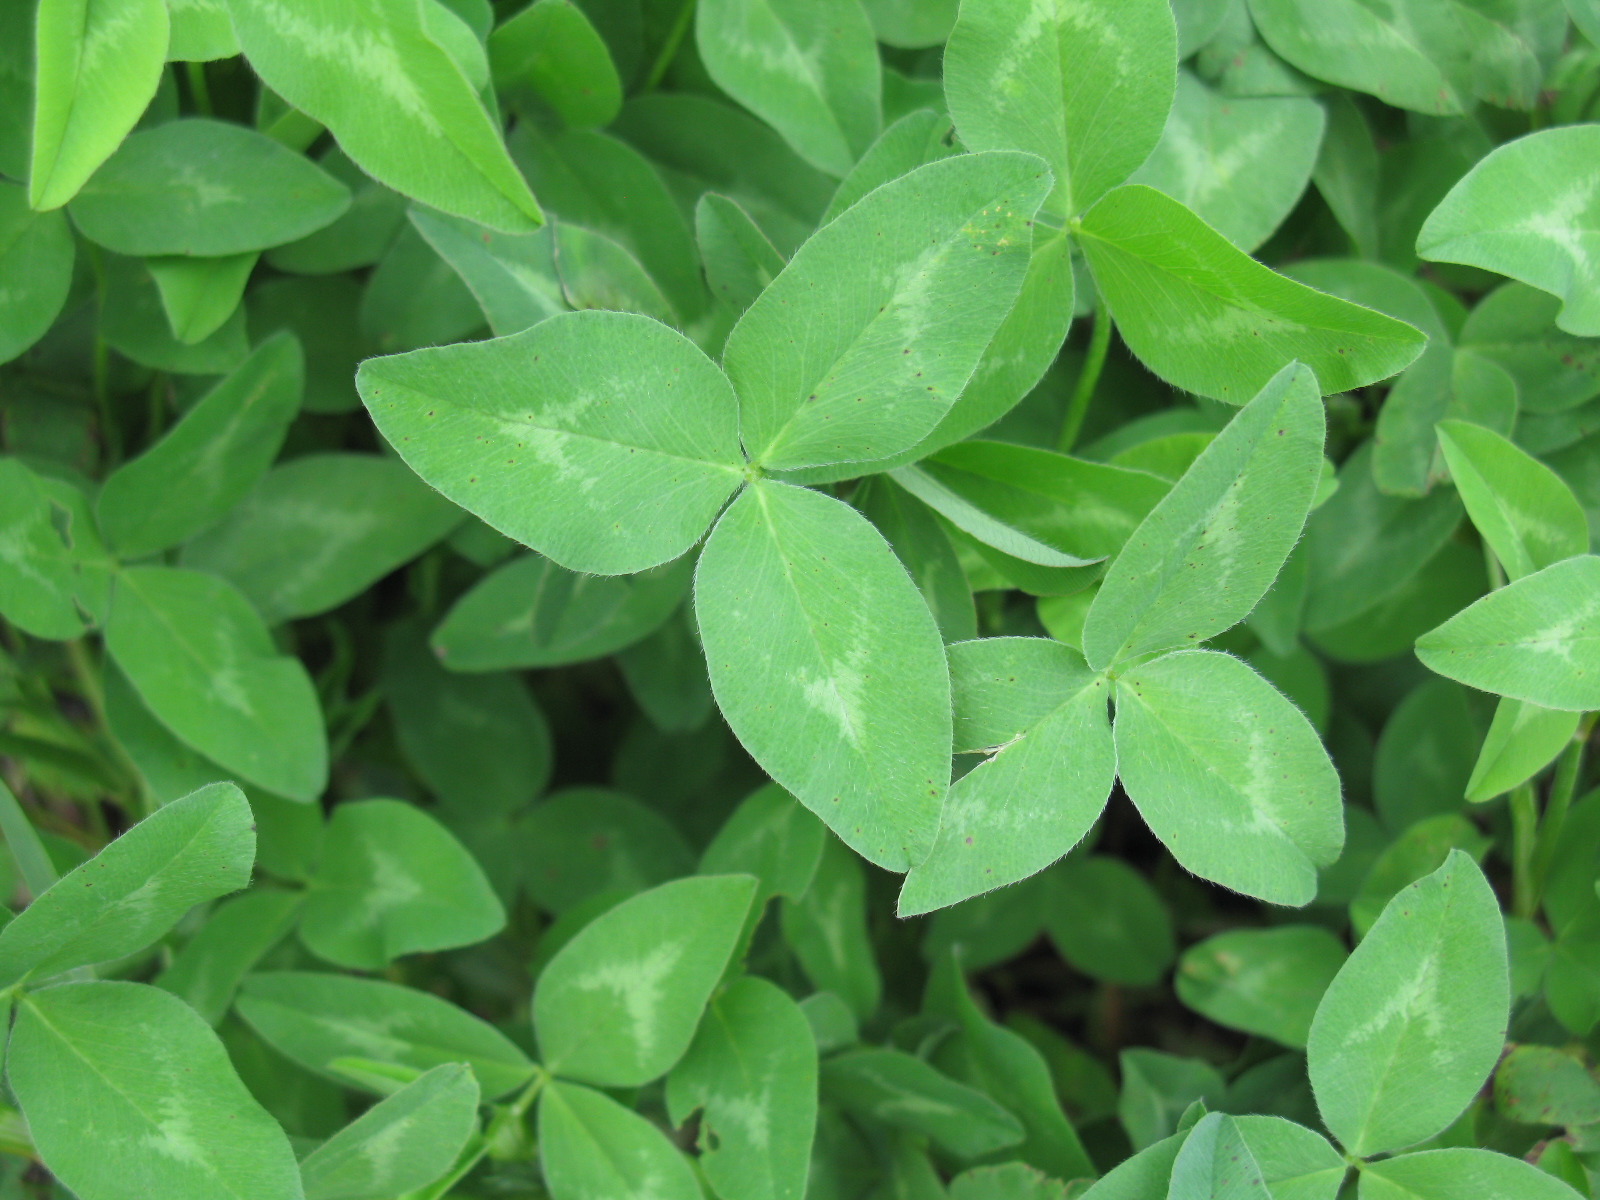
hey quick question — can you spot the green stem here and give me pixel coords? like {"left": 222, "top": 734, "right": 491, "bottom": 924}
{"left": 185, "top": 61, "right": 212, "bottom": 117}
{"left": 1056, "top": 302, "right": 1112, "bottom": 454}
{"left": 64, "top": 639, "right": 105, "bottom": 733}
{"left": 1531, "top": 712, "right": 1597, "bottom": 912}
{"left": 263, "top": 107, "right": 325, "bottom": 153}
{"left": 643, "top": 0, "right": 696, "bottom": 92}
{"left": 1483, "top": 540, "right": 1507, "bottom": 591}
{"left": 407, "top": 1070, "right": 547, "bottom": 1200}
{"left": 82, "top": 243, "right": 121, "bottom": 465}
{"left": 1510, "top": 782, "right": 1539, "bottom": 920}
{"left": 66, "top": 638, "right": 149, "bottom": 815}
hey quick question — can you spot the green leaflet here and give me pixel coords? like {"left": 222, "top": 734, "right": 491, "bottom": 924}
{"left": 266, "top": 146, "right": 409, "bottom": 277}
{"left": 519, "top": 788, "right": 694, "bottom": 913}
{"left": 1436, "top": 420, "right": 1588, "bottom": 580}
{"left": 147, "top": 252, "right": 259, "bottom": 345}
{"left": 1572, "top": 0, "right": 1600, "bottom": 42}
{"left": 1082, "top": 361, "right": 1325, "bottom": 668}
{"left": 533, "top": 874, "right": 756, "bottom": 1086}
{"left": 0, "top": 182, "right": 74, "bottom": 364}
{"left": 539, "top": 1080, "right": 702, "bottom": 1200}
{"left": 1459, "top": 283, "right": 1600, "bottom": 415}
{"left": 924, "top": 877, "right": 1049, "bottom": 973}
{"left": 1247, "top": 0, "right": 1540, "bottom": 115}
{"left": 699, "top": 783, "right": 827, "bottom": 910}
{"left": 896, "top": 441, "right": 1169, "bottom": 568}
{"left": 104, "top": 567, "right": 327, "bottom": 802}
{"left": 1078, "top": 1131, "right": 1189, "bottom": 1200}
{"left": 821, "top": 108, "right": 958, "bottom": 225}
{"left": 697, "top": 193, "right": 786, "bottom": 316}
{"left": 1129, "top": 70, "right": 1324, "bottom": 252}
{"left": 1349, "top": 814, "right": 1490, "bottom": 939}
{"left": 665, "top": 976, "right": 818, "bottom": 1200}
{"left": 1114, "top": 649, "right": 1344, "bottom": 906}
{"left": 178, "top": 453, "right": 463, "bottom": 623}
{"left": 1280, "top": 257, "right": 1461, "bottom": 498}
{"left": 300, "top": 1064, "right": 479, "bottom": 1200}
{"left": 791, "top": 225, "right": 1077, "bottom": 485}
{"left": 617, "top": 609, "right": 716, "bottom": 731}
{"left": 96, "top": 332, "right": 304, "bottom": 559}
{"left": 1176, "top": 926, "right": 1346, "bottom": 1048}
{"left": 1466, "top": 697, "right": 1579, "bottom": 803}
{"left": 360, "top": 220, "right": 488, "bottom": 353}
{"left": 10, "top": 982, "right": 300, "bottom": 1200}
{"left": 489, "top": 0, "right": 622, "bottom": 129}
{"left": 949, "top": 1163, "right": 1070, "bottom": 1200}
{"left": 890, "top": 465, "right": 1099, "bottom": 568}
{"left": 1303, "top": 442, "right": 1464, "bottom": 633}
{"left": 943, "top": 0, "right": 1178, "bottom": 218}
{"left": 29, "top": 0, "right": 169, "bottom": 210}
{"left": 1372, "top": 679, "right": 1479, "bottom": 833}
{"left": 1119, "top": 1049, "right": 1224, "bottom": 1150}
{"left": 781, "top": 836, "right": 882, "bottom": 1021}
{"left": 236, "top": 971, "right": 536, "bottom": 1098}
{"left": 1308, "top": 851, "right": 1507, "bottom": 1157}
{"left": 1043, "top": 856, "right": 1175, "bottom": 986}
{"left": 0, "top": 778, "right": 59, "bottom": 899}
{"left": 101, "top": 251, "right": 253, "bottom": 374}
{"left": 359, "top": 310, "right": 742, "bottom": 576}
{"left": 508, "top": 123, "right": 706, "bottom": 323}
{"left": 727, "top": 151, "right": 1049, "bottom": 470}
{"left": 899, "top": 638, "right": 1114, "bottom": 916}
{"left": 1166, "top": 1112, "right": 1269, "bottom": 1199}
{"left": 799, "top": 993, "right": 858, "bottom": 1054}
{"left": 0, "top": 781, "right": 252, "bottom": 987}
{"left": 1172, "top": 0, "right": 1231, "bottom": 58}
{"left": 608, "top": 93, "right": 833, "bottom": 257}
{"left": 822, "top": 1048, "right": 1025, "bottom": 1158}
{"left": 408, "top": 206, "right": 565, "bottom": 336}
{"left": 694, "top": 0, "right": 881, "bottom": 178}
{"left": 1415, "top": 556, "right": 1600, "bottom": 711}
{"left": 1232, "top": 1116, "right": 1345, "bottom": 1200}
{"left": 430, "top": 552, "right": 692, "bottom": 671}
{"left": 1417, "top": 126, "right": 1600, "bottom": 338}
{"left": 553, "top": 221, "right": 676, "bottom": 325}
{"left": 382, "top": 623, "right": 552, "bottom": 819}
{"left": 860, "top": 0, "right": 957, "bottom": 48}
{"left": 155, "top": 888, "right": 303, "bottom": 1026}
{"left": 695, "top": 482, "right": 952, "bottom": 872}
{"left": 939, "top": 961, "right": 1097, "bottom": 1182}
{"left": 68, "top": 118, "right": 351, "bottom": 256}
{"left": 1076, "top": 186, "right": 1426, "bottom": 403}
{"left": 300, "top": 800, "right": 505, "bottom": 970}
{"left": 854, "top": 476, "right": 977, "bottom": 643}
{"left": 1495, "top": 1044, "right": 1600, "bottom": 1127}
{"left": 167, "top": 0, "right": 238, "bottom": 61}
{"left": 226, "top": 0, "right": 542, "bottom": 232}
{"left": 102, "top": 660, "right": 237, "bottom": 808}
{"left": 1193, "top": 0, "right": 1321, "bottom": 99}
{"left": 0, "top": 460, "right": 113, "bottom": 640}
{"left": 1358, "top": 1148, "right": 1585, "bottom": 1200}
{"left": 1313, "top": 94, "right": 1381, "bottom": 259}
{"left": 247, "top": 275, "right": 364, "bottom": 412}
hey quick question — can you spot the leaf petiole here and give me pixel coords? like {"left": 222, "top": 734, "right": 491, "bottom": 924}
{"left": 1056, "top": 300, "right": 1112, "bottom": 454}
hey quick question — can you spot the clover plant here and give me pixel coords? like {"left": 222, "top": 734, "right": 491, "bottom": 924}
{"left": 1, "top": 0, "right": 1600, "bottom": 1197}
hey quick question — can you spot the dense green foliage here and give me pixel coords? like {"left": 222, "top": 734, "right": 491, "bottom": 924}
{"left": 2, "top": 0, "right": 1600, "bottom": 1197}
